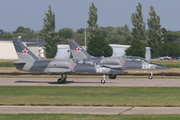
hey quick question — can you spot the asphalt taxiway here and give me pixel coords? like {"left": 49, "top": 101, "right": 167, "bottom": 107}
{"left": 0, "top": 77, "right": 180, "bottom": 87}
{"left": 0, "top": 106, "right": 180, "bottom": 114}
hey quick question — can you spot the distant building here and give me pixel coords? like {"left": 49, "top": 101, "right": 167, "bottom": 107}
{"left": 0, "top": 39, "right": 151, "bottom": 60}
{"left": 54, "top": 44, "right": 151, "bottom": 60}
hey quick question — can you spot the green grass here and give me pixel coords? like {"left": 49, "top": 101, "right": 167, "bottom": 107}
{"left": 0, "top": 59, "right": 18, "bottom": 62}
{"left": 0, "top": 59, "right": 17, "bottom": 67}
{"left": 0, "top": 62, "right": 15, "bottom": 67}
{"left": 0, "top": 86, "right": 180, "bottom": 106}
{"left": 0, "top": 114, "right": 180, "bottom": 120}
{"left": 150, "top": 60, "right": 180, "bottom": 68}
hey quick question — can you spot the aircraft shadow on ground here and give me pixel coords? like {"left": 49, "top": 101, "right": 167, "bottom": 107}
{"left": 14, "top": 81, "right": 100, "bottom": 84}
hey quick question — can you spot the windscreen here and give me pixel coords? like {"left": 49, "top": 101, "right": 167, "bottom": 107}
{"left": 123, "top": 56, "right": 150, "bottom": 63}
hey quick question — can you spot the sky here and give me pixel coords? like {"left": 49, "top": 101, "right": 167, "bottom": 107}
{"left": 0, "top": 0, "right": 180, "bottom": 32}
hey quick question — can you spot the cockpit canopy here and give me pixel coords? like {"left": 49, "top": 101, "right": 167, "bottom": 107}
{"left": 73, "top": 58, "right": 102, "bottom": 66}
{"left": 123, "top": 56, "right": 150, "bottom": 63}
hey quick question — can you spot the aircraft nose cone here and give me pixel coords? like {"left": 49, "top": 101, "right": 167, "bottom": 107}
{"left": 109, "top": 68, "right": 124, "bottom": 74}
{"left": 156, "top": 65, "right": 169, "bottom": 70}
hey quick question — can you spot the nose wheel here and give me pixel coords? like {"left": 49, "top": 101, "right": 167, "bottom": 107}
{"left": 101, "top": 79, "right": 105, "bottom": 84}
{"left": 148, "top": 70, "right": 153, "bottom": 80}
{"left": 148, "top": 75, "right": 153, "bottom": 80}
{"left": 101, "top": 74, "right": 106, "bottom": 84}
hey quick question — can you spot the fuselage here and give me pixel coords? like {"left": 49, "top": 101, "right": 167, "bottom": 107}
{"left": 14, "top": 59, "right": 123, "bottom": 74}
{"left": 78, "top": 56, "right": 169, "bottom": 71}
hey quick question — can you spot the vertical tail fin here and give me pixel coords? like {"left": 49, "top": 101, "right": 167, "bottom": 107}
{"left": 67, "top": 39, "right": 92, "bottom": 58}
{"left": 12, "top": 40, "right": 39, "bottom": 62}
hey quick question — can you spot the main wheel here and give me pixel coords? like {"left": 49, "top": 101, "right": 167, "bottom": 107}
{"left": 109, "top": 74, "right": 116, "bottom": 79}
{"left": 113, "top": 74, "right": 116, "bottom": 79}
{"left": 62, "top": 78, "right": 66, "bottom": 83}
{"left": 57, "top": 78, "right": 63, "bottom": 84}
{"left": 109, "top": 74, "right": 112, "bottom": 79}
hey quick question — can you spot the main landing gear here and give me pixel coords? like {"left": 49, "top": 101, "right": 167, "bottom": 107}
{"left": 57, "top": 74, "right": 67, "bottom": 84}
{"left": 101, "top": 74, "right": 105, "bottom": 84}
{"left": 148, "top": 70, "right": 153, "bottom": 80}
{"left": 109, "top": 74, "right": 116, "bottom": 79}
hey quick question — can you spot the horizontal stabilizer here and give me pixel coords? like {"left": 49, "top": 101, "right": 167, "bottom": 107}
{"left": 13, "top": 61, "right": 26, "bottom": 71}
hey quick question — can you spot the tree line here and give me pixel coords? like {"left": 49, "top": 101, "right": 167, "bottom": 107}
{"left": 1, "top": 2, "right": 180, "bottom": 58}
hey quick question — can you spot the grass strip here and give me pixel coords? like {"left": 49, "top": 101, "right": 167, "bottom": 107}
{"left": 0, "top": 59, "right": 18, "bottom": 62}
{"left": 0, "top": 62, "right": 15, "bottom": 67}
{"left": 150, "top": 60, "right": 180, "bottom": 68}
{"left": 0, "top": 59, "right": 17, "bottom": 67}
{"left": 0, "top": 86, "right": 180, "bottom": 107}
{"left": 0, "top": 114, "right": 180, "bottom": 120}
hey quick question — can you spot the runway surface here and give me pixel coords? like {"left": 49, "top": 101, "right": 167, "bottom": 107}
{"left": 0, "top": 77, "right": 180, "bottom": 87}
{"left": 1, "top": 106, "right": 180, "bottom": 114}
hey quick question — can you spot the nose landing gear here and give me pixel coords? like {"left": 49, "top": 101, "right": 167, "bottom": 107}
{"left": 101, "top": 74, "right": 105, "bottom": 84}
{"left": 148, "top": 70, "right": 153, "bottom": 80}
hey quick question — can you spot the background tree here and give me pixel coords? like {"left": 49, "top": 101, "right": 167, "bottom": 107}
{"left": 13, "top": 26, "right": 36, "bottom": 39}
{"left": 99, "top": 26, "right": 120, "bottom": 44}
{"left": 36, "top": 28, "right": 45, "bottom": 39}
{"left": 99, "top": 25, "right": 131, "bottom": 44}
{"left": 163, "top": 31, "right": 180, "bottom": 42}
{"left": 43, "top": 5, "right": 59, "bottom": 58}
{"left": 87, "top": 36, "right": 113, "bottom": 57}
{"left": 0, "top": 29, "right": 14, "bottom": 39}
{"left": 73, "top": 32, "right": 84, "bottom": 46}
{"left": 87, "top": 1, "right": 99, "bottom": 38}
{"left": 125, "top": 38, "right": 145, "bottom": 57}
{"left": 126, "top": 2, "right": 146, "bottom": 56}
{"left": 0, "top": 29, "right": 4, "bottom": 34}
{"left": 147, "top": 6, "right": 163, "bottom": 57}
{"left": 58, "top": 28, "right": 73, "bottom": 44}
{"left": 123, "top": 24, "right": 131, "bottom": 39}
{"left": 87, "top": 2, "right": 112, "bottom": 57}
{"left": 116, "top": 24, "right": 131, "bottom": 44}
{"left": 161, "top": 28, "right": 167, "bottom": 34}
{"left": 159, "top": 41, "right": 180, "bottom": 57}
{"left": 13, "top": 26, "right": 25, "bottom": 34}
{"left": 58, "top": 28, "right": 73, "bottom": 39}
{"left": 13, "top": 26, "right": 34, "bottom": 34}
{"left": 0, "top": 32, "right": 14, "bottom": 39}
{"left": 76, "top": 28, "right": 85, "bottom": 34}
{"left": 131, "top": 2, "right": 146, "bottom": 42}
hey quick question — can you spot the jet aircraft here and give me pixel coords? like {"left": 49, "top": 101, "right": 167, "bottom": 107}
{"left": 12, "top": 40, "right": 124, "bottom": 84}
{"left": 67, "top": 39, "right": 169, "bottom": 80}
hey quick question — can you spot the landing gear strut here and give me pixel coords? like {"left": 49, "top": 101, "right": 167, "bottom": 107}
{"left": 109, "top": 74, "right": 116, "bottom": 79}
{"left": 101, "top": 74, "right": 105, "bottom": 84}
{"left": 57, "top": 74, "right": 67, "bottom": 84}
{"left": 148, "top": 70, "right": 153, "bottom": 80}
